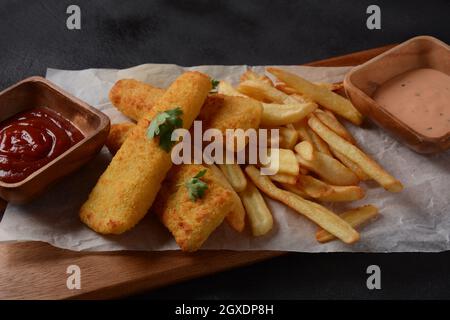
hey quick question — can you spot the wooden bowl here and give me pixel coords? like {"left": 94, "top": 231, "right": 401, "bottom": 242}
{"left": 344, "top": 36, "right": 450, "bottom": 154}
{"left": 0, "top": 76, "right": 110, "bottom": 203}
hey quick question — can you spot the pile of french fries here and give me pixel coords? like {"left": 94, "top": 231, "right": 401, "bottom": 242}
{"left": 216, "top": 67, "right": 403, "bottom": 244}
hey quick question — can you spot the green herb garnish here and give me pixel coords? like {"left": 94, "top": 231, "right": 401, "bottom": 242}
{"left": 210, "top": 79, "right": 220, "bottom": 92}
{"left": 185, "top": 169, "right": 208, "bottom": 201}
{"left": 147, "top": 107, "right": 183, "bottom": 152}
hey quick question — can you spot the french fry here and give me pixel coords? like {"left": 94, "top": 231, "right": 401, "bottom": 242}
{"left": 267, "top": 67, "right": 363, "bottom": 125}
{"left": 245, "top": 165, "right": 359, "bottom": 244}
{"left": 292, "top": 119, "right": 313, "bottom": 144}
{"left": 239, "top": 179, "right": 273, "bottom": 236}
{"left": 282, "top": 181, "right": 364, "bottom": 202}
{"left": 240, "top": 70, "right": 273, "bottom": 86}
{"left": 316, "top": 205, "right": 378, "bottom": 243}
{"left": 314, "top": 109, "right": 356, "bottom": 144}
{"left": 308, "top": 115, "right": 403, "bottom": 192}
{"left": 298, "top": 175, "right": 365, "bottom": 201}
{"left": 217, "top": 163, "right": 247, "bottom": 193}
{"left": 218, "top": 81, "right": 247, "bottom": 97}
{"left": 296, "top": 150, "right": 359, "bottom": 186}
{"left": 276, "top": 82, "right": 343, "bottom": 94}
{"left": 297, "top": 175, "right": 331, "bottom": 198}
{"left": 208, "top": 164, "right": 246, "bottom": 232}
{"left": 279, "top": 125, "right": 298, "bottom": 149}
{"left": 295, "top": 141, "right": 314, "bottom": 161}
{"left": 307, "top": 126, "right": 332, "bottom": 155}
{"left": 261, "top": 102, "right": 317, "bottom": 126}
{"left": 264, "top": 148, "right": 299, "bottom": 176}
{"left": 270, "top": 172, "right": 298, "bottom": 185}
{"left": 331, "top": 148, "right": 370, "bottom": 181}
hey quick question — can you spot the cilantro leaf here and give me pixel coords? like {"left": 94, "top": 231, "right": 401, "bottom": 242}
{"left": 210, "top": 79, "right": 220, "bottom": 92}
{"left": 147, "top": 107, "right": 183, "bottom": 152}
{"left": 185, "top": 169, "right": 208, "bottom": 201}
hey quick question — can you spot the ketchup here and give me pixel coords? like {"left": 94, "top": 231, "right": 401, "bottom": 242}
{"left": 0, "top": 107, "right": 84, "bottom": 183}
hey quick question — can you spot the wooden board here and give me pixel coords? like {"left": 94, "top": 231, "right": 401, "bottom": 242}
{"left": 0, "top": 44, "right": 394, "bottom": 300}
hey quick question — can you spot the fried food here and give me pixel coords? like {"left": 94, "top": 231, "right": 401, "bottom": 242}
{"left": 208, "top": 164, "right": 246, "bottom": 232}
{"left": 80, "top": 71, "right": 211, "bottom": 234}
{"left": 267, "top": 67, "right": 363, "bottom": 125}
{"left": 245, "top": 165, "right": 359, "bottom": 244}
{"left": 314, "top": 109, "right": 355, "bottom": 144}
{"left": 316, "top": 205, "right": 378, "bottom": 243}
{"left": 308, "top": 114, "right": 403, "bottom": 192}
{"left": 105, "top": 123, "right": 134, "bottom": 155}
{"left": 197, "top": 94, "right": 262, "bottom": 134}
{"left": 295, "top": 141, "right": 314, "bottom": 161}
{"left": 261, "top": 102, "right": 317, "bottom": 126}
{"left": 282, "top": 175, "right": 365, "bottom": 202}
{"left": 154, "top": 164, "right": 237, "bottom": 251}
{"left": 217, "top": 163, "right": 247, "bottom": 193}
{"left": 109, "top": 79, "right": 165, "bottom": 120}
{"left": 296, "top": 149, "right": 359, "bottom": 186}
{"left": 239, "top": 179, "right": 273, "bottom": 236}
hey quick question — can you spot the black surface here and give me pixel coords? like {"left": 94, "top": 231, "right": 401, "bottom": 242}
{"left": 1, "top": 0, "right": 449, "bottom": 300}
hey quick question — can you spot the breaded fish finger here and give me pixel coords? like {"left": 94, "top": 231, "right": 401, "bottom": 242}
{"left": 154, "top": 164, "right": 238, "bottom": 251}
{"left": 109, "top": 79, "right": 165, "bottom": 120}
{"left": 80, "top": 72, "right": 211, "bottom": 234}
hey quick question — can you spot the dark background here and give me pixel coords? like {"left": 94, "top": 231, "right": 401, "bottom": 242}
{"left": 1, "top": 0, "right": 449, "bottom": 299}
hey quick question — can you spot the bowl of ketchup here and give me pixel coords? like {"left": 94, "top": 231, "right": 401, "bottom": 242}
{"left": 0, "top": 76, "right": 110, "bottom": 203}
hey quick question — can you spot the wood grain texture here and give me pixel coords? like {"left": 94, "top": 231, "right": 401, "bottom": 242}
{"left": 0, "top": 45, "right": 392, "bottom": 300}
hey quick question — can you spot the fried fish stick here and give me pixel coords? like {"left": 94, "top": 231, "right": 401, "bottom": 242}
{"left": 109, "top": 79, "right": 165, "bottom": 120}
{"left": 105, "top": 125, "right": 246, "bottom": 232}
{"left": 80, "top": 72, "right": 211, "bottom": 234}
{"left": 154, "top": 164, "right": 236, "bottom": 251}
{"left": 105, "top": 123, "right": 134, "bottom": 155}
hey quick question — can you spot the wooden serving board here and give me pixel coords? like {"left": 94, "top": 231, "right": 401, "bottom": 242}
{"left": 0, "top": 44, "right": 394, "bottom": 300}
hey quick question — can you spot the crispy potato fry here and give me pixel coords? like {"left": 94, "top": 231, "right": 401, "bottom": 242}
{"left": 106, "top": 123, "right": 134, "bottom": 155}
{"left": 314, "top": 109, "right": 356, "bottom": 143}
{"left": 239, "top": 179, "right": 273, "bottom": 236}
{"left": 315, "top": 82, "right": 344, "bottom": 91}
{"left": 316, "top": 205, "right": 378, "bottom": 243}
{"left": 245, "top": 166, "right": 359, "bottom": 244}
{"left": 308, "top": 115, "right": 403, "bottom": 192}
{"left": 307, "top": 126, "right": 332, "bottom": 155}
{"left": 208, "top": 164, "right": 246, "bottom": 232}
{"left": 240, "top": 70, "right": 274, "bottom": 86}
{"left": 276, "top": 82, "right": 343, "bottom": 94}
{"left": 238, "top": 79, "right": 293, "bottom": 103}
{"left": 267, "top": 67, "right": 363, "bottom": 125}
{"left": 296, "top": 150, "right": 359, "bottom": 186}
{"left": 297, "top": 175, "right": 331, "bottom": 198}
{"left": 279, "top": 125, "right": 298, "bottom": 149}
{"left": 295, "top": 141, "right": 314, "bottom": 161}
{"left": 331, "top": 148, "right": 370, "bottom": 181}
{"left": 264, "top": 148, "right": 299, "bottom": 176}
{"left": 269, "top": 172, "right": 298, "bottom": 185}
{"left": 217, "top": 163, "right": 247, "bottom": 193}
{"left": 281, "top": 180, "right": 365, "bottom": 202}
{"left": 261, "top": 102, "right": 317, "bottom": 126}
{"left": 292, "top": 119, "right": 313, "bottom": 144}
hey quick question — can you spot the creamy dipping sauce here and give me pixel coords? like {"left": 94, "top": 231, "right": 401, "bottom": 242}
{"left": 372, "top": 68, "right": 450, "bottom": 138}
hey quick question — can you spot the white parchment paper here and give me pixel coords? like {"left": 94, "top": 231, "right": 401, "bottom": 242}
{"left": 0, "top": 63, "right": 449, "bottom": 252}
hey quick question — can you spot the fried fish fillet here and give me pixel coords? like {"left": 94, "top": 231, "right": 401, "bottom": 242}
{"left": 108, "top": 79, "right": 262, "bottom": 130}
{"left": 109, "top": 79, "right": 165, "bottom": 120}
{"left": 154, "top": 164, "right": 241, "bottom": 251}
{"left": 105, "top": 122, "right": 246, "bottom": 232}
{"left": 80, "top": 72, "right": 211, "bottom": 234}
